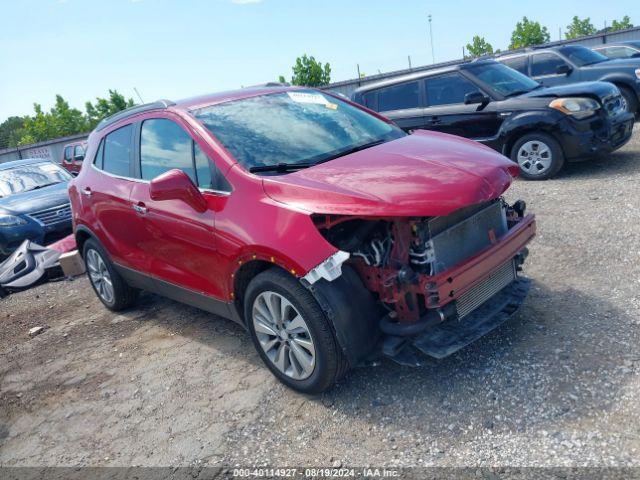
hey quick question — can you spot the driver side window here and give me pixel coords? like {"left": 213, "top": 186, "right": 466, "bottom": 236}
{"left": 531, "top": 53, "right": 567, "bottom": 76}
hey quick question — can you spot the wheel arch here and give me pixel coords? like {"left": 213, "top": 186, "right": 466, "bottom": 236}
{"left": 75, "top": 225, "right": 99, "bottom": 258}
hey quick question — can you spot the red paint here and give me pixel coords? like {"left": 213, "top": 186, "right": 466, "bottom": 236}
{"left": 61, "top": 141, "right": 87, "bottom": 174}
{"left": 69, "top": 86, "right": 535, "bottom": 320}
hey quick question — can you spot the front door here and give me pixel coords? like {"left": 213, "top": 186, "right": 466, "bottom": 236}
{"left": 128, "top": 115, "right": 225, "bottom": 300}
{"left": 422, "top": 73, "right": 502, "bottom": 140}
{"left": 530, "top": 52, "right": 574, "bottom": 87}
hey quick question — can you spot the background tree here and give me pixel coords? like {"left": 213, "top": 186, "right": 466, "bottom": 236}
{"left": 0, "top": 116, "right": 27, "bottom": 149}
{"left": 19, "top": 96, "right": 88, "bottom": 145}
{"left": 85, "top": 90, "right": 135, "bottom": 129}
{"left": 286, "top": 54, "right": 331, "bottom": 87}
{"left": 610, "top": 15, "right": 633, "bottom": 31}
{"left": 565, "top": 16, "right": 596, "bottom": 39}
{"left": 509, "top": 17, "right": 550, "bottom": 49}
{"left": 466, "top": 36, "right": 494, "bottom": 57}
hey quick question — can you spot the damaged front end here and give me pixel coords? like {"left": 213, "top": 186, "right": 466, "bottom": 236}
{"left": 310, "top": 198, "right": 536, "bottom": 366}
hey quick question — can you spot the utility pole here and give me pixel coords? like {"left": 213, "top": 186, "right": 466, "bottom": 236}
{"left": 558, "top": 27, "right": 561, "bottom": 41}
{"left": 428, "top": 14, "right": 435, "bottom": 64}
{"left": 462, "top": 46, "right": 466, "bottom": 59}
{"left": 408, "top": 55, "right": 412, "bottom": 69}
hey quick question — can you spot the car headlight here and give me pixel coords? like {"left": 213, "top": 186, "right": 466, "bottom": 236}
{"left": 635, "top": 68, "right": 640, "bottom": 80}
{"left": 549, "top": 97, "right": 600, "bottom": 119}
{"left": 0, "top": 215, "right": 27, "bottom": 227}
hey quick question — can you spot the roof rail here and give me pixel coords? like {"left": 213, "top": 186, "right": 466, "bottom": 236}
{"left": 95, "top": 99, "right": 175, "bottom": 132}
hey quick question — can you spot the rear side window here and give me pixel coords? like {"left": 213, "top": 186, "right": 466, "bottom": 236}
{"left": 377, "top": 81, "right": 420, "bottom": 111}
{"left": 531, "top": 53, "right": 567, "bottom": 76}
{"left": 361, "top": 91, "right": 377, "bottom": 109}
{"left": 425, "top": 73, "right": 479, "bottom": 106}
{"left": 501, "top": 56, "right": 528, "bottom": 75}
{"left": 103, "top": 125, "right": 133, "bottom": 177}
{"left": 64, "top": 146, "right": 73, "bottom": 161}
{"left": 140, "top": 119, "right": 196, "bottom": 182}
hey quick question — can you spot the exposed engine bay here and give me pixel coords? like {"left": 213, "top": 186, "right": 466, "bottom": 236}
{"left": 312, "top": 197, "right": 532, "bottom": 330}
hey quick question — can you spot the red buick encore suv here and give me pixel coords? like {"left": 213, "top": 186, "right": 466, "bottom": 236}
{"left": 69, "top": 87, "right": 536, "bottom": 393}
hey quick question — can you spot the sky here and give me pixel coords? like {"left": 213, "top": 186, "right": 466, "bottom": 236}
{"left": 0, "top": 0, "right": 637, "bottom": 121}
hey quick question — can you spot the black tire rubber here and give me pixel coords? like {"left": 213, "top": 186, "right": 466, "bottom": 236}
{"left": 510, "top": 132, "right": 565, "bottom": 181}
{"left": 244, "top": 267, "right": 349, "bottom": 394}
{"left": 82, "top": 238, "right": 139, "bottom": 311}
{"left": 618, "top": 85, "right": 638, "bottom": 116}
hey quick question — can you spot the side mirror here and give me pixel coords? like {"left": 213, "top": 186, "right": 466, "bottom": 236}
{"left": 464, "top": 91, "right": 490, "bottom": 105}
{"left": 149, "top": 169, "right": 208, "bottom": 213}
{"left": 70, "top": 171, "right": 79, "bottom": 177}
{"left": 556, "top": 64, "right": 572, "bottom": 75}
{"left": 74, "top": 154, "right": 84, "bottom": 162}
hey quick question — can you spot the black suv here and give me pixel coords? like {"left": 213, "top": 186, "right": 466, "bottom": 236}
{"left": 351, "top": 60, "right": 634, "bottom": 179}
{"left": 498, "top": 45, "right": 640, "bottom": 114}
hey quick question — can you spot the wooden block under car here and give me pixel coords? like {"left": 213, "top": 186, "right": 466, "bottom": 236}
{"left": 58, "top": 250, "right": 86, "bottom": 277}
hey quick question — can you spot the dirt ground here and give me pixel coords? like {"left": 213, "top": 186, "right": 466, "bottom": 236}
{"left": 1, "top": 130, "right": 640, "bottom": 468}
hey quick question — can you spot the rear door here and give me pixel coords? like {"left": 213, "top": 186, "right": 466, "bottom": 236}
{"left": 375, "top": 80, "right": 426, "bottom": 131}
{"left": 128, "top": 114, "right": 226, "bottom": 299}
{"left": 530, "top": 52, "right": 574, "bottom": 86}
{"left": 421, "top": 72, "right": 502, "bottom": 140}
{"left": 82, "top": 123, "right": 142, "bottom": 269}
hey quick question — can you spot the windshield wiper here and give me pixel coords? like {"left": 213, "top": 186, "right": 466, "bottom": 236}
{"left": 249, "top": 163, "right": 314, "bottom": 173}
{"left": 315, "top": 139, "right": 387, "bottom": 165}
{"left": 23, "top": 182, "right": 59, "bottom": 192}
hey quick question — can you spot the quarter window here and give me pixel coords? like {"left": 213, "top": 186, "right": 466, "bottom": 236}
{"left": 140, "top": 119, "right": 196, "bottom": 182}
{"left": 93, "top": 140, "right": 104, "bottom": 168}
{"left": 425, "top": 73, "right": 479, "bottom": 106}
{"left": 377, "top": 81, "right": 420, "bottom": 111}
{"left": 531, "top": 53, "right": 568, "bottom": 76}
{"left": 501, "top": 56, "right": 528, "bottom": 75}
{"left": 103, "top": 124, "right": 133, "bottom": 177}
{"left": 194, "top": 144, "right": 231, "bottom": 192}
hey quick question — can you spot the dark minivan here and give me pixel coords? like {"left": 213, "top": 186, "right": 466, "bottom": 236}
{"left": 351, "top": 60, "right": 634, "bottom": 179}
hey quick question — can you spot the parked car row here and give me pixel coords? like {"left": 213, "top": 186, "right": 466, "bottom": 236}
{"left": 351, "top": 59, "right": 634, "bottom": 179}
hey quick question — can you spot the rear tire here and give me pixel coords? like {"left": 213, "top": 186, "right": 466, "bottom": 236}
{"left": 618, "top": 85, "right": 638, "bottom": 116}
{"left": 83, "top": 238, "right": 139, "bottom": 311}
{"left": 510, "top": 132, "right": 564, "bottom": 180}
{"left": 245, "top": 267, "right": 349, "bottom": 394}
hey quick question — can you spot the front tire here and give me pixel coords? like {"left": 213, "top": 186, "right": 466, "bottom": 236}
{"left": 245, "top": 268, "right": 349, "bottom": 394}
{"left": 83, "top": 238, "right": 139, "bottom": 311}
{"left": 618, "top": 85, "right": 638, "bottom": 116}
{"left": 511, "top": 132, "right": 564, "bottom": 180}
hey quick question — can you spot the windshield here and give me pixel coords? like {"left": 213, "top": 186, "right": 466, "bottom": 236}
{"left": 0, "top": 162, "right": 71, "bottom": 198}
{"left": 465, "top": 62, "right": 540, "bottom": 97}
{"left": 193, "top": 90, "right": 405, "bottom": 173}
{"left": 558, "top": 46, "right": 608, "bottom": 66}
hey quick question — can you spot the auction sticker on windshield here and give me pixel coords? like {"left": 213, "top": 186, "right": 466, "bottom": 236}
{"left": 287, "top": 91, "right": 336, "bottom": 109}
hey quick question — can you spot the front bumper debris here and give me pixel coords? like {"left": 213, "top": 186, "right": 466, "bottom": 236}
{"left": 381, "top": 275, "right": 530, "bottom": 366}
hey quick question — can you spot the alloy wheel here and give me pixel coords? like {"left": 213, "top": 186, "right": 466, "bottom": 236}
{"left": 252, "top": 291, "right": 316, "bottom": 380}
{"left": 517, "top": 140, "right": 553, "bottom": 175}
{"left": 86, "top": 249, "right": 114, "bottom": 304}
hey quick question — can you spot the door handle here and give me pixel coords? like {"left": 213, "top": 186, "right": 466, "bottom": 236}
{"left": 81, "top": 187, "right": 92, "bottom": 196}
{"left": 429, "top": 116, "right": 442, "bottom": 125}
{"left": 132, "top": 203, "right": 148, "bottom": 215}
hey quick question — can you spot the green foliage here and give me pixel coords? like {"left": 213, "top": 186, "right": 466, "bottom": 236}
{"left": 0, "top": 90, "right": 136, "bottom": 147}
{"left": 0, "top": 116, "right": 27, "bottom": 149}
{"left": 611, "top": 15, "right": 633, "bottom": 31}
{"left": 85, "top": 90, "right": 135, "bottom": 129}
{"left": 466, "top": 36, "right": 494, "bottom": 57}
{"left": 286, "top": 54, "right": 331, "bottom": 87}
{"left": 510, "top": 17, "right": 550, "bottom": 49}
{"left": 565, "top": 16, "right": 596, "bottom": 39}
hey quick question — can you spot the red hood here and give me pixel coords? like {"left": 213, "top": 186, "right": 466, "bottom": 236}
{"left": 262, "top": 130, "right": 519, "bottom": 217}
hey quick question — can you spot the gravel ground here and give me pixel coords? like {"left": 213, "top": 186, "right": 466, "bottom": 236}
{"left": 1, "top": 130, "right": 640, "bottom": 468}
